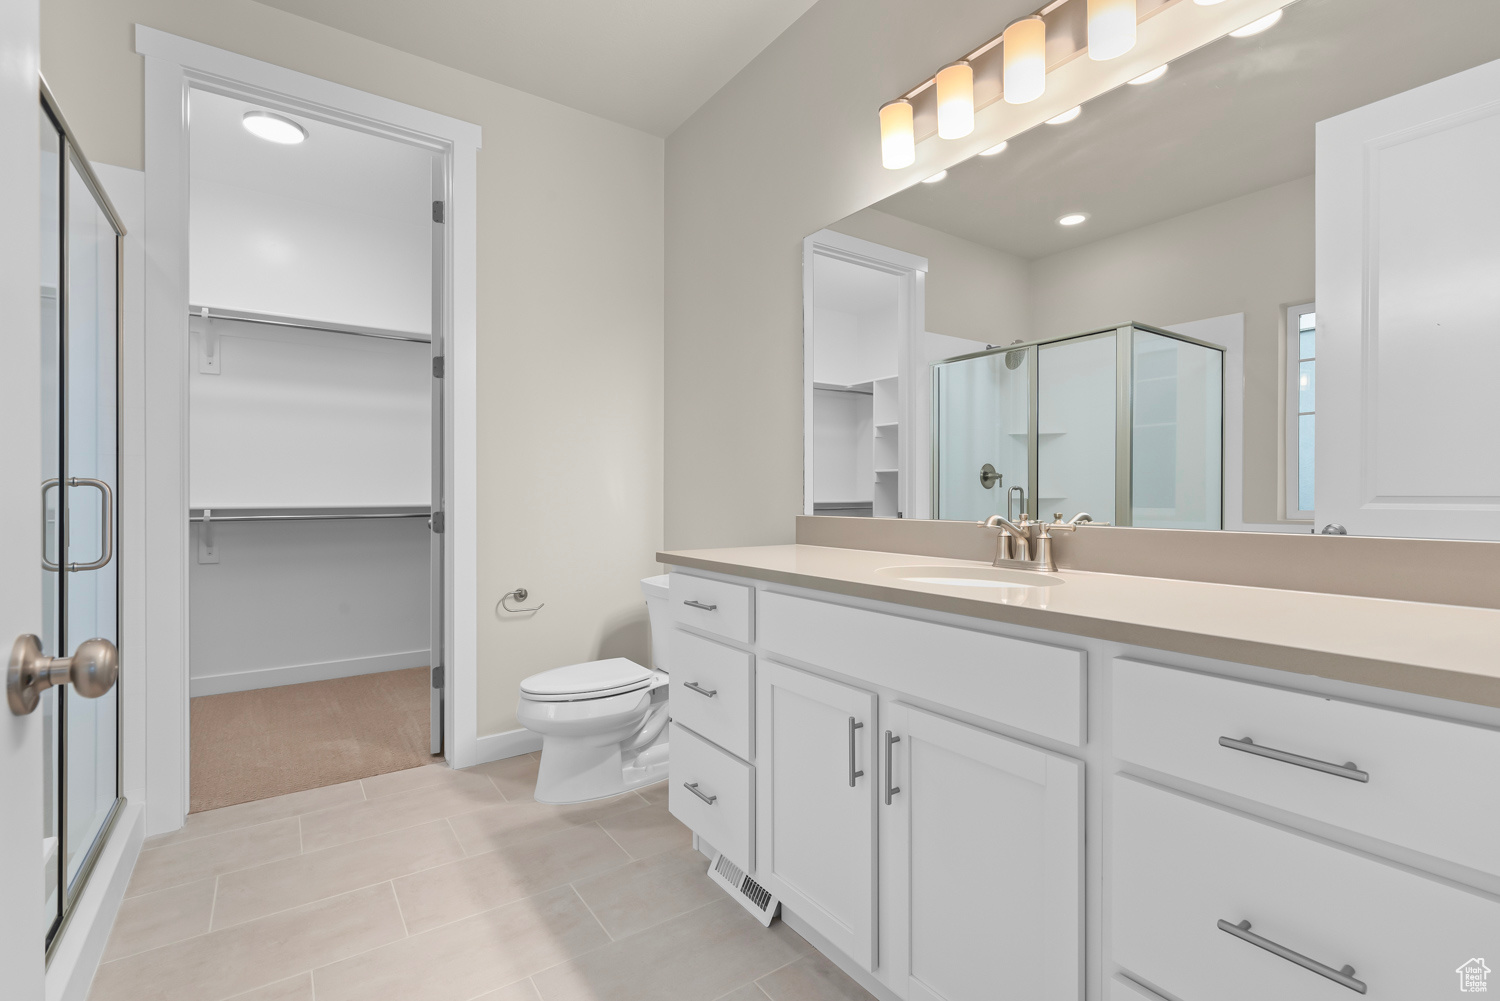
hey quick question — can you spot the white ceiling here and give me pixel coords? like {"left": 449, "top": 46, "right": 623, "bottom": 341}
{"left": 870, "top": 0, "right": 1500, "bottom": 260}
{"left": 251, "top": 0, "right": 822, "bottom": 137}
{"left": 190, "top": 89, "right": 432, "bottom": 221}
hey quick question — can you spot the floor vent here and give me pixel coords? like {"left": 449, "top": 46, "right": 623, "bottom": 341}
{"left": 708, "top": 852, "right": 780, "bottom": 926}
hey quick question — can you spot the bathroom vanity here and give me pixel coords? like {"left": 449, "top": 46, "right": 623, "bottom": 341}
{"left": 658, "top": 538, "right": 1500, "bottom": 1001}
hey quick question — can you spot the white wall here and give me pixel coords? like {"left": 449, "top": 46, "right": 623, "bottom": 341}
{"left": 43, "top": 0, "right": 664, "bottom": 738}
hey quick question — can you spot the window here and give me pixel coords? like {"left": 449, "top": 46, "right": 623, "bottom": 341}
{"left": 1286, "top": 303, "right": 1315, "bottom": 519}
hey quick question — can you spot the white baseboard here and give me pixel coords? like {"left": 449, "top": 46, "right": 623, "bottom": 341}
{"left": 471, "top": 727, "right": 542, "bottom": 765}
{"left": 47, "top": 801, "right": 144, "bottom": 1001}
{"left": 189, "top": 650, "right": 431, "bottom": 697}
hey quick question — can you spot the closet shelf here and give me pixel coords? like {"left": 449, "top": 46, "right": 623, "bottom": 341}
{"left": 814, "top": 380, "right": 874, "bottom": 395}
{"left": 190, "top": 305, "right": 431, "bottom": 345}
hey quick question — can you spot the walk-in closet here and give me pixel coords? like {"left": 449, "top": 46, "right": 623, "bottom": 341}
{"left": 186, "top": 91, "right": 440, "bottom": 811}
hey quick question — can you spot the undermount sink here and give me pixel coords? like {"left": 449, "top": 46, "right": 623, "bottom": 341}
{"left": 875, "top": 564, "right": 1065, "bottom": 588}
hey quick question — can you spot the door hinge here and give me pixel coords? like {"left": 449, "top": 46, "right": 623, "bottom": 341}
{"left": 432, "top": 200, "right": 445, "bottom": 223}
{"left": 430, "top": 510, "right": 445, "bottom": 534}
{"left": 432, "top": 356, "right": 445, "bottom": 378}
{"left": 431, "top": 664, "right": 444, "bottom": 689}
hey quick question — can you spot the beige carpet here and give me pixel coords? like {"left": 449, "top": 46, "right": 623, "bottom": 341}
{"left": 190, "top": 666, "right": 436, "bottom": 813}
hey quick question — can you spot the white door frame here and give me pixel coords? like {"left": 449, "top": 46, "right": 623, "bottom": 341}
{"left": 135, "top": 26, "right": 482, "bottom": 836}
{"left": 802, "top": 230, "right": 928, "bottom": 519}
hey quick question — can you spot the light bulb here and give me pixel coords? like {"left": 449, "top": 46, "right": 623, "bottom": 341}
{"left": 1230, "top": 9, "right": 1283, "bottom": 37}
{"left": 1087, "top": 0, "right": 1137, "bottom": 61}
{"left": 1002, "top": 15, "right": 1047, "bottom": 105}
{"left": 935, "top": 61, "right": 975, "bottom": 140}
{"left": 242, "top": 111, "right": 307, "bottom": 144}
{"left": 879, "top": 100, "right": 915, "bottom": 170}
{"left": 1128, "top": 64, "right": 1168, "bottom": 85}
{"left": 980, "top": 141, "right": 1009, "bottom": 156}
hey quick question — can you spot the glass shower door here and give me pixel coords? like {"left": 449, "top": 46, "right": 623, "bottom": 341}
{"left": 38, "top": 92, "right": 123, "bottom": 954}
{"left": 933, "top": 348, "right": 1031, "bottom": 521}
{"left": 1037, "top": 332, "right": 1117, "bottom": 524}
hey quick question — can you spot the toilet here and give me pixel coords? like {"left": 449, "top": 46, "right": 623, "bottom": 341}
{"left": 515, "top": 575, "right": 673, "bottom": 804}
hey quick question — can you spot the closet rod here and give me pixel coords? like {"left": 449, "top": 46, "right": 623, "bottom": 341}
{"left": 189, "top": 305, "right": 431, "bottom": 344}
{"left": 189, "top": 510, "right": 431, "bottom": 524}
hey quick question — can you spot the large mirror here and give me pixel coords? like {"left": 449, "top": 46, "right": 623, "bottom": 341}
{"left": 804, "top": 0, "right": 1500, "bottom": 539}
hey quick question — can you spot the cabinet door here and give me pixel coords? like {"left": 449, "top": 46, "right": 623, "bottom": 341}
{"left": 756, "top": 661, "right": 878, "bottom": 969}
{"left": 885, "top": 703, "right": 1083, "bottom": 1001}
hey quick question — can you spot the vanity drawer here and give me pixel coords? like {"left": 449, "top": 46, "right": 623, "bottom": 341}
{"left": 668, "top": 722, "right": 754, "bottom": 872}
{"left": 1114, "top": 658, "right": 1500, "bottom": 876}
{"left": 758, "top": 590, "right": 1085, "bottom": 745}
{"left": 670, "top": 573, "right": 754, "bottom": 645}
{"left": 670, "top": 629, "right": 753, "bottom": 760}
{"left": 1112, "top": 777, "right": 1500, "bottom": 1001}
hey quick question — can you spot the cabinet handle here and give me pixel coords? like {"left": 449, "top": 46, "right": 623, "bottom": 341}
{"left": 1217, "top": 919, "right": 1367, "bottom": 994}
{"left": 683, "top": 681, "right": 718, "bottom": 698}
{"left": 683, "top": 600, "right": 718, "bottom": 611}
{"left": 884, "top": 731, "right": 901, "bottom": 805}
{"left": 848, "top": 717, "right": 865, "bottom": 786}
{"left": 1218, "top": 736, "right": 1369, "bottom": 783}
{"left": 683, "top": 781, "right": 717, "bottom": 805}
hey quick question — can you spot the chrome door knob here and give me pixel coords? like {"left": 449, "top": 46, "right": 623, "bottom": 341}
{"left": 7, "top": 634, "right": 119, "bottom": 715}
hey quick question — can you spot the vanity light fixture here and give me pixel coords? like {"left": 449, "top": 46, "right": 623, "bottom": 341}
{"left": 1045, "top": 106, "right": 1082, "bottom": 125}
{"left": 980, "top": 141, "right": 1010, "bottom": 156}
{"left": 1229, "top": 9, "right": 1283, "bottom": 37}
{"left": 1087, "top": 0, "right": 1137, "bottom": 61}
{"left": 1058, "top": 212, "right": 1089, "bottom": 226}
{"left": 936, "top": 61, "right": 976, "bottom": 139}
{"left": 1128, "top": 64, "right": 1169, "bottom": 85}
{"left": 242, "top": 110, "right": 307, "bottom": 145}
{"left": 1003, "top": 15, "right": 1047, "bottom": 105}
{"left": 922, "top": 170, "right": 949, "bottom": 184}
{"left": 880, "top": 99, "right": 916, "bottom": 169}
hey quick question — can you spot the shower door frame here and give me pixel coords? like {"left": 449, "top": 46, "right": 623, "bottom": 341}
{"left": 931, "top": 321, "right": 1226, "bottom": 527}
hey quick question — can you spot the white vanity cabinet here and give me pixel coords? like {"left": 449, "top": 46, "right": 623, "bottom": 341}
{"left": 883, "top": 702, "right": 1083, "bottom": 1001}
{"left": 755, "top": 661, "right": 879, "bottom": 968}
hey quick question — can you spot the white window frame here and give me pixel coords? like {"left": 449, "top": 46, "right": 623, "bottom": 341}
{"left": 1285, "top": 302, "right": 1316, "bottom": 521}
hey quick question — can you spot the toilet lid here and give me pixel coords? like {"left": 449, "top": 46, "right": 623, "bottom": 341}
{"left": 520, "top": 658, "right": 655, "bottom": 701}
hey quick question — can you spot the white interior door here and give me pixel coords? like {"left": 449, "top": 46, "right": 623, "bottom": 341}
{"left": 1, "top": 1, "right": 47, "bottom": 993}
{"left": 884, "top": 702, "right": 1083, "bottom": 1001}
{"left": 755, "top": 661, "right": 878, "bottom": 969}
{"left": 1316, "top": 56, "right": 1500, "bottom": 539}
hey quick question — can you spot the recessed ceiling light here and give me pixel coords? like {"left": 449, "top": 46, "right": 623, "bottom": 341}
{"left": 1229, "top": 9, "right": 1283, "bottom": 37}
{"left": 979, "top": 141, "right": 1009, "bottom": 156}
{"left": 1193, "top": 0, "right": 1229, "bottom": 5}
{"left": 1128, "top": 64, "right": 1169, "bottom": 85}
{"left": 922, "top": 170, "right": 949, "bottom": 184}
{"left": 1058, "top": 213, "right": 1088, "bottom": 226}
{"left": 1045, "top": 106, "right": 1082, "bottom": 125}
{"left": 242, "top": 111, "right": 308, "bottom": 145}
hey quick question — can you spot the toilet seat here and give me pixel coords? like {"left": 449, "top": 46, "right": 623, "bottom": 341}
{"left": 520, "top": 658, "right": 655, "bottom": 702}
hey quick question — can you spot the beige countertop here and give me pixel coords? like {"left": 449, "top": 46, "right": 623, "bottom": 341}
{"left": 657, "top": 544, "right": 1500, "bottom": 710}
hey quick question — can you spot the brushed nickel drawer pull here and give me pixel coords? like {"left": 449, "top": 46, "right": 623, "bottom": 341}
{"left": 1217, "top": 919, "right": 1367, "bottom": 994}
{"left": 884, "top": 731, "right": 901, "bottom": 805}
{"left": 683, "top": 781, "right": 717, "bottom": 805}
{"left": 848, "top": 717, "right": 865, "bottom": 786}
{"left": 684, "top": 681, "right": 718, "bottom": 698}
{"left": 1218, "top": 736, "right": 1369, "bottom": 783}
{"left": 683, "top": 600, "right": 718, "bottom": 611}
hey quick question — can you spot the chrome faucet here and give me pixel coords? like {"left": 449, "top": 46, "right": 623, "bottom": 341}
{"left": 980, "top": 514, "right": 1032, "bottom": 564}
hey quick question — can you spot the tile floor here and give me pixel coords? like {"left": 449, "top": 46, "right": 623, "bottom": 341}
{"left": 90, "top": 754, "right": 878, "bottom": 1001}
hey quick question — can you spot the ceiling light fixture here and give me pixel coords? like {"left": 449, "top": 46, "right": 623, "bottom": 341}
{"left": 922, "top": 170, "right": 949, "bottom": 184}
{"left": 1229, "top": 9, "right": 1283, "bottom": 37}
{"left": 1192, "top": 0, "right": 1229, "bottom": 5}
{"left": 935, "top": 61, "right": 976, "bottom": 140}
{"left": 980, "top": 141, "right": 1010, "bottom": 156}
{"left": 242, "top": 110, "right": 308, "bottom": 145}
{"left": 1087, "top": 0, "right": 1136, "bottom": 60}
{"left": 1003, "top": 15, "right": 1047, "bottom": 105}
{"left": 879, "top": 99, "right": 916, "bottom": 169}
{"left": 1046, "top": 106, "right": 1082, "bottom": 125}
{"left": 1128, "top": 64, "right": 1169, "bottom": 85}
{"left": 1058, "top": 212, "right": 1088, "bottom": 226}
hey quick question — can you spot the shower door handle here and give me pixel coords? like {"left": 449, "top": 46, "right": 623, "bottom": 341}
{"left": 41, "top": 477, "right": 114, "bottom": 572}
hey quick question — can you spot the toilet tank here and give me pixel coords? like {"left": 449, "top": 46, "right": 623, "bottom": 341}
{"left": 641, "top": 575, "right": 672, "bottom": 672}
